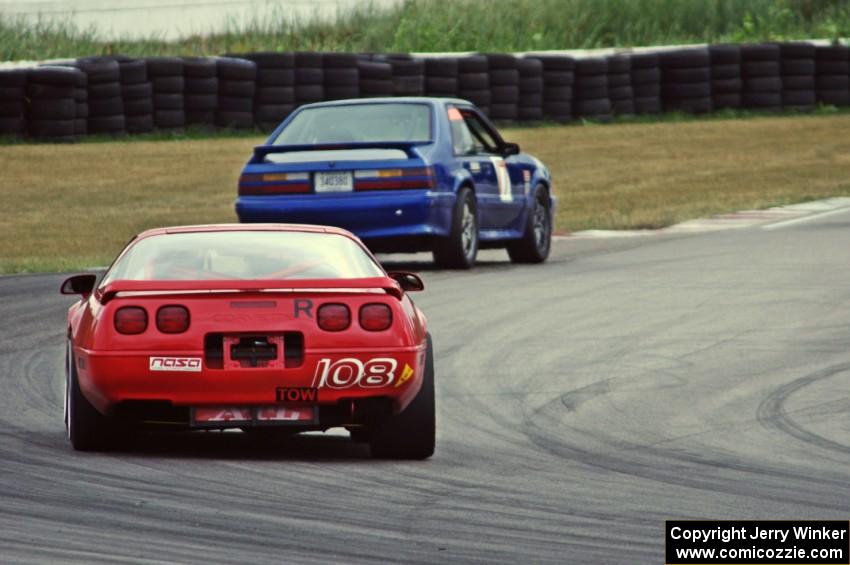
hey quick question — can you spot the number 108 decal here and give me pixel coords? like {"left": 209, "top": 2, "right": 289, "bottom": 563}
{"left": 312, "top": 358, "right": 398, "bottom": 389}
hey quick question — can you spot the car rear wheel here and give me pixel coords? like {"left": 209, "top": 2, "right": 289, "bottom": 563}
{"left": 433, "top": 187, "right": 478, "bottom": 269}
{"left": 369, "top": 333, "right": 435, "bottom": 459}
{"left": 66, "top": 341, "right": 118, "bottom": 451}
{"left": 507, "top": 184, "right": 552, "bottom": 263}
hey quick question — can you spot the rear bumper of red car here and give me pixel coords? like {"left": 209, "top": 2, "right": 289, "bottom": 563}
{"left": 74, "top": 345, "right": 426, "bottom": 426}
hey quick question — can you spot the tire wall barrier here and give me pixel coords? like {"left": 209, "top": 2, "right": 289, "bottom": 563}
{"left": 1, "top": 42, "right": 849, "bottom": 141}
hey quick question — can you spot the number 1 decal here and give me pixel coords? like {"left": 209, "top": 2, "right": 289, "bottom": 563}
{"left": 490, "top": 157, "right": 513, "bottom": 202}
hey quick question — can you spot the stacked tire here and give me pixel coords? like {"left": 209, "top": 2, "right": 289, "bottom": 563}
{"left": 72, "top": 69, "right": 88, "bottom": 136}
{"left": 147, "top": 57, "right": 185, "bottom": 129}
{"left": 322, "top": 53, "right": 359, "bottom": 101}
{"left": 740, "top": 44, "right": 782, "bottom": 111}
{"left": 815, "top": 45, "right": 850, "bottom": 107}
{"left": 486, "top": 54, "right": 519, "bottom": 120}
{"left": 26, "top": 66, "right": 83, "bottom": 141}
{"left": 424, "top": 57, "right": 458, "bottom": 98}
{"left": 630, "top": 52, "right": 661, "bottom": 114}
{"left": 358, "top": 57, "right": 394, "bottom": 98}
{"left": 660, "top": 48, "right": 711, "bottom": 113}
{"left": 216, "top": 57, "right": 256, "bottom": 128}
{"left": 118, "top": 57, "right": 153, "bottom": 134}
{"left": 240, "top": 52, "right": 294, "bottom": 131}
{"left": 78, "top": 57, "right": 125, "bottom": 134}
{"left": 709, "top": 45, "right": 742, "bottom": 110}
{"left": 183, "top": 57, "right": 218, "bottom": 127}
{"left": 384, "top": 54, "right": 424, "bottom": 97}
{"left": 517, "top": 57, "right": 543, "bottom": 120}
{"left": 534, "top": 55, "right": 574, "bottom": 121}
{"left": 607, "top": 54, "right": 634, "bottom": 115}
{"left": 0, "top": 69, "right": 27, "bottom": 137}
{"left": 779, "top": 42, "right": 816, "bottom": 111}
{"left": 573, "top": 58, "right": 611, "bottom": 119}
{"left": 457, "top": 55, "right": 490, "bottom": 115}
{"left": 294, "top": 52, "right": 324, "bottom": 107}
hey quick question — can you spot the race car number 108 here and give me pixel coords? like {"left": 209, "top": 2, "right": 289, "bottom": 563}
{"left": 312, "top": 358, "right": 397, "bottom": 388}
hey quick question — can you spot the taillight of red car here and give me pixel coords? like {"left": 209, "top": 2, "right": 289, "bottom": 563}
{"left": 353, "top": 167, "right": 436, "bottom": 191}
{"left": 114, "top": 306, "right": 147, "bottom": 335}
{"left": 317, "top": 304, "right": 351, "bottom": 331}
{"left": 359, "top": 303, "right": 392, "bottom": 331}
{"left": 156, "top": 305, "right": 190, "bottom": 333}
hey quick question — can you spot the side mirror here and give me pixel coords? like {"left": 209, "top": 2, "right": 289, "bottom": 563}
{"left": 61, "top": 274, "right": 97, "bottom": 297}
{"left": 388, "top": 271, "right": 424, "bottom": 292}
{"left": 502, "top": 142, "right": 520, "bottom": 156}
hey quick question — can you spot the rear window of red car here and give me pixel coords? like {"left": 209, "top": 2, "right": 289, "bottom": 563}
{"left": 101, "top": 231, "right": 384, "bottom": 284}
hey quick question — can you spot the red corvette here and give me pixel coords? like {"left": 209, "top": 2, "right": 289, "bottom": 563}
{"left": 61, "top": 224, "right": 434, "bottom": 459}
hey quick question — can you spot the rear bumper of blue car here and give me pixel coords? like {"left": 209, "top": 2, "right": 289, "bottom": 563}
{"left": 236, "top": 190, "right": 457, "bottom": 241}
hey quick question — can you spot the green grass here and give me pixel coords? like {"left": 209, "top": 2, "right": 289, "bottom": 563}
{"left": 2, "top": 112, "right": 850, "bottom": 274}
{"left": 2, "top": 0, "right": 850, "bottom": 60}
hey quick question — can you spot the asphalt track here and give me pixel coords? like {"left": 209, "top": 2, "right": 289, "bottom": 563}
{"left": 1, "top": 209, "right": 849, "bottom": 564}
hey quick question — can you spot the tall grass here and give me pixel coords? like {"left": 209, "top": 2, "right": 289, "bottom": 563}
{"left": 2, "top": 0, "right": 850, "bottom": 60}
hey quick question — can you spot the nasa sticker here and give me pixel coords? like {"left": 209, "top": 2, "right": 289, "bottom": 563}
{"left": 149, "top": 357, "right": 202, "bottom": 372}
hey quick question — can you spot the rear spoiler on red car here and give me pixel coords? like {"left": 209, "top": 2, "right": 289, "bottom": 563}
{"left": 97, "top": 277, "right": 404, "bottom": 304}
{"left": 252, "top": 141, "right": 430, "bottom": 160}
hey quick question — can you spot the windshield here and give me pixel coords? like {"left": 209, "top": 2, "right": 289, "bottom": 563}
{"left": 272, "top": 103, "right": 432, "bottom": 145}
{"left": 101, "top": 231, "right": 384, "bottom": 284}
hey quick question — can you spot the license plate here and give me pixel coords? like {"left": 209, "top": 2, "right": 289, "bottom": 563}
{"left": 194, "top": 407, "right": 252, "bottom": 423}
{"left": 315, "top": 171, "right": 353, "bottom": 193}
{"left": 256, "top": 405, "right": 316, "bottom": 423}
{"left": 192, "top": 405, "right": 317, "bottom": 426}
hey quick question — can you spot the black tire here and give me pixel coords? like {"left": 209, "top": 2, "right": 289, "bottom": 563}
{"left": 664, "top": 66, "right": 710, "bottom": 82}
{"left": 118, "top": 59, "right": 148, "bottom": 84}
{"left": 0, "top": 69, "right": 28, "bottom": 86}
{"left": 816, "top": 60, "right": 850, "bottom": 75}
{"left": 88, "top": 82, "right": 121, "bottom": 99}
{"left": 0, "top": 85, "right": 25, "bottom": 99}
{"left": 780, "top": 59, "right": 815, "bottom": 76}
{"left": 218, "top": 95, "right": 253, "bottom": 112}
{"left": 152, "top": 75, "right": 184, "bottom": 93}
{"left": 241, "top": 52, "right": 294, "bottom": 69}
{"left": 257, "top": 68, "right": 295, "bottom": 86}
{"left": 389, "top": 58, "right": 424, "bottom": 76}
{"left": 358, "top": 61, "right": 392, "bottom": 79}
{"left": 484, "top": 53, "right": 516, "bottom": 70}
{"left": 781, "top": 75, "right": 815, "bottom": 90}
{"left": 184, "top": 93, "right": 217, "bottom": 110}
{"left": 425, "top": 58, "right": 459, "bottom": 77}
{"left": 215, "top": 110, "right": 254, "bottom": 128}
{"left": 609, "top": 85, "right": 633, "bottom": 101}
{"left": 742, "top": 92, "right": 782, "bottom": 108}
{"left": 294, "top": 52, "right": 323, "bottom": 67}
{"left": 393, "top": 76, "right": 424, "bottom": 96}
{"left": 424, "top": 76, "right": 458, "bottom": 95}
{"left": 633, "top": 96, "right": 662, "bottom": 114}
{"left": 185, "top": 77, "right": 218, "bottom": 94}
{"left": 543, "top": 84, "right": 573, "bottom": 102}
{"left": 491, "top": 84, "right": 519, "bottom": 103}
{"left": 782, "top": 90, "right": 816, "bottom": 106}
{"left": 27, "top": 83, "right": 74, "bottom": 99}
{"left": 816, "top": 89, "right": 850, "bottom": 106}
{"left": 295, "top": 67, "right": 323, "bottom": 84}
{"left": 632, "top": 83, "right": 661, "bottom": 97}
{"left": 517, "top": 106, "right": 543, "bottom": 120}
{"left": 121, "top": 82, "right": 153, "bottom": 99}
{"left": 507, "top": 184, "right": 552, "bottom": 263}
{"left": 0, "top": 116, "right": 25, "bottom": 134}
{"left": 608, "top": 73, "right": 631, "bottom": 88}
{"left": 323, "top": 53, "right": 358, "bottom": 68}
{"left": 0, "top": 99, "right": 24, "bottom": 117}
{"left": 574, "top": 73, "right": 607, "bottom": 89}
{"left": 742, "top": 61, "right": 780, "bottom": 77}
{"left": 458, "top": 72, "right": 489, "bottom": 90}
{"left": 542, "top": 101, "right": 572, "bottom": 118}
{"left": 88, "top": 96, "right": 124, "bottom": 116}
{"left": 154, "top": 93, "right": 184, "bottom": 110}
{"left": 369, "top": 333, "right": 435, "bottom": 460}
{"left": 490, "top": 69, "right": 519, "bottom": 86}
{"left": 520, "top": 77, "right": 543, "bottom": 94}
{"left": 815, "top": 46, "right": 850, "bottom": 61}
{"left": 185, "top": 110, "right": 216, "bottom": 125}
{"left": 77, "top": 57, "right": 120, "bottom": 83}
{"left": 710, "top": 63, "right": 741, "bottom": 80}
{"left": 708, "top": 44, "right": 741, "bottom": 64}
{"left": 29, "top": 118, "right": 75, "bottom": 137}
{"left": 294, "top": 84, "right": 324, "bottom": 102}
{"left": 779, "top": 42, "right": 815, "bottom": 58}
{"left": 66, "top": 341, "right": 116, "bottom": 451}
{"left": 28, "top": 66, "right": 80, "bottom": 87}
{"left": 712, "top": 93, "right": 742, "bottom": 109}
{"left": 216, "top": 57, "right": 256, "bottom": 81}
{"left": 816, "top": 75, "right": 850, "bottom": 90}
{"left": 630, "top": 52, "right": 659, "bottom": 69}
{"left": 659, "top": 48, "right": 709, "bottom": 68}
{"left": 745, "top": 76, "right": 782, "bottom": 92}
{"left": 88, "top": 114, "right": 126, "bottom": 133}
{"left": 433, "top": 187, "right": 478, "bottom": 269}
{"left": 542, "top": 70, "right": 575, "bottom": 86}
{"left": 325, "top": 86, "right": 360, "bottom": 100}
{"left": 28, "top": 98, "right": 76, "bottom": 120}
{"left": 607, "top": 55, "right": 631, "bottom": 73}
{"left": 256, "top": 86, "right": 295, "bottom": 104}
{"left": 126, "top": 114, "right": 154, "bottom": 133}
{"left": 154, "top": 109, "right": 185, "bottom": 128}
{"left": 75, "top": 103, "right": 89, "bottom": 119}
{"left": 182, "top": 57, "right": 218, "bottom": 78}
{"left": 666, "top": 96, "right": 713, "bottom": 113}
{"left": 574, "top": 85, "right": 609, "bottom": 100}
{"left": 146, "top": 56, "right": 184, "bottom": 76}
{"left": 740, "top": 43, "right": 780, "bottom": 61}
{"left": 124, "top": 98, "right": 153, "bottom": 116}
{"left": 459, "top": 89, "right": 491, "bottom": 107}
{"left": 575, "top": 58, "right": 607, "bottom": 75}
{"left": 458, "top": 55, "right": 488, "bottom": 73}
{"left": 711, "top": 78, "right": 742, "bottom": 94}
{"left": 489, "top": 103, "right": 518, "bottom": 119}
{"left": 533, "top": 55, "right": 576, "bottom": 71}
{"left": 324, "top": 68, "right": 359, "bottom": 87}
{"left": 662, "top": 82, "right": 710, "bottom": 98}
{"left": 574, "top": 97, "right": 612, "bottom": 117}
{"left": 219, "top": 79, "right": 256, "bottom": 97}
{"left": 254, "top": 104, "right": 294, "bottom": 122}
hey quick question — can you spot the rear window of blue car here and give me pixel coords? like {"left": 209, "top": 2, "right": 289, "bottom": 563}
{"left": 101, "top": 231, "right": 384, "bottom": 284}
{"left": 272, "top": 103, "right": 432, "bottom": 145}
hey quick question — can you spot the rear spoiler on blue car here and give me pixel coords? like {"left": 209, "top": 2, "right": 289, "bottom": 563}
{"left": 253, "top": 141, "right": 430, "bottom": 160}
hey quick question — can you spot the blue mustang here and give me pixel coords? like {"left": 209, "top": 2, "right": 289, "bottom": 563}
{"left": 236, "top": 97, "right": 553, "bottom": 268}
